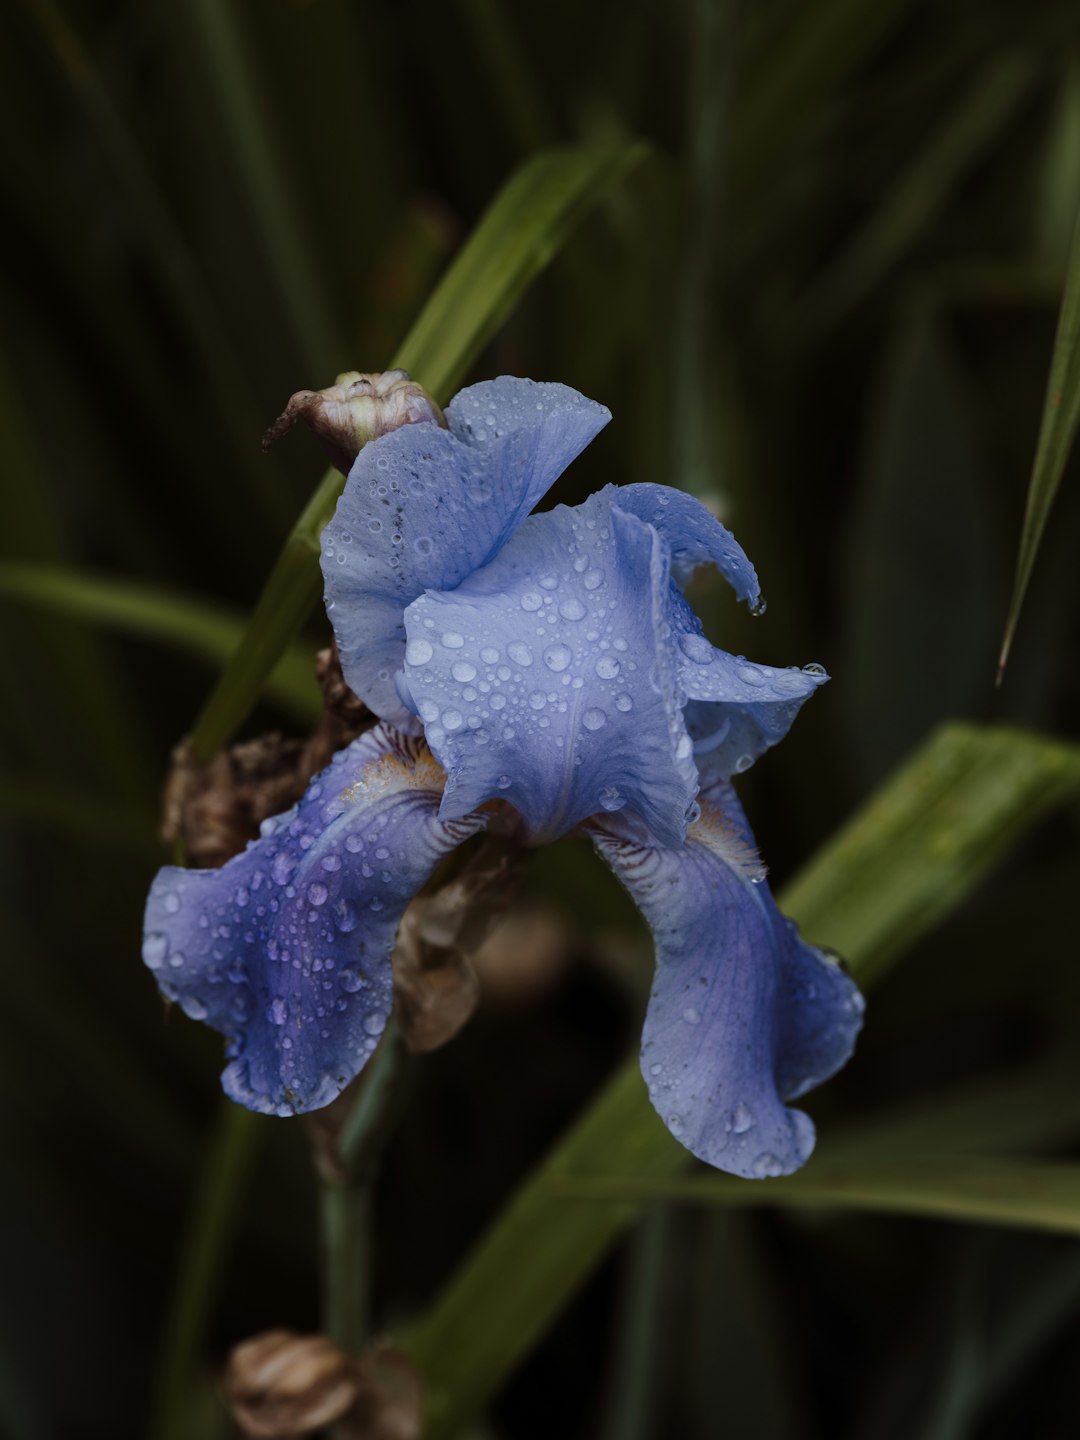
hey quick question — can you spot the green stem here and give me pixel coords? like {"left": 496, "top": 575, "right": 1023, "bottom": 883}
{"left": 321, "top": 1022, "right": 411, "bottom": 1354}
{"left": 149, "top": 1106, "right": 263, "bottom": 1440}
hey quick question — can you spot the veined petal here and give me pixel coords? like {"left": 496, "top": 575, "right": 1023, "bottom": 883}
{"left": 614, "top": 483, "right": 760, "bottom": 604}
{"left": 592, "top": 788, "right": 863, "bottom": 1179}
{"left": 142, "top": 725, "right": 483, "bottom": 1115}
{"left": 667, "top": 588, "right": 828, "bottom": 780}
{"left": 401, "top": 489, "right": 698, "bottom": 846}
{"left": 321, "top": 380, "right": 610, "bottom": 727}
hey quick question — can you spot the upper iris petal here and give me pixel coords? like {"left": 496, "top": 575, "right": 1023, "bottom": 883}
{"left": 321, "top": 378, "right": 610, "bottom": 729}
{"left": 400, "top": 488, "right": 698, "bottom": 847}
{"left": 667, "top": 587, "right": 829, "bottom": 780}
{"left": 141, "top": 725, "right": 484, "bottom": 1115}
{"left": 592, "top": 781, "right": 863, "bottom": 1179}
{"left": 614, "top": 483, "right": 760, "bottom": 604}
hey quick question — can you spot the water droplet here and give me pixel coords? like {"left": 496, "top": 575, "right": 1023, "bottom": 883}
{"left": 340, "top": 969, "right": 363, "bottom": 993}
{"left": 451, "top": 660, "right": 477, "bottom": 683}
{"left": 162, "top": 891, "right": 180, "bottom": 915}
{"left": 615, "top": 693, "right": 633, "bottom": 712}
{"left": 732, "top": 1102, "right": 754, "bottom": 1134}
{"left": 442, "top": 709, "right": 464, "bottom": 731}
{"left": 802, "top": 662, "right": 827, "bottom": 677}
{"left": 363, "top": 1010, "right": 387, "bottom": 1036}
{"left": 583, "top": 569, "right": 603, "bottom": 590}
{"left": 649, "top": 1062, "right": 663, "bottom": 1076}
{"left": 417, "top": 698, "right": 439, "bottom": 723}
{"left": 599, "top": 786, "right": 625, "bottom": 812}
{"left": 490, "top": 693, "right": 506, "bottom": 710}
{"left": 507, "top": 642, "right": 533, "bottom": 667}
{"left": 142, "top": 933, "right": 168, "bottom": 970}
{"left": 751, "top": 1152, "right": 784, "bottom": 1179}
{"left": 333, "top": 900, "right": 357, "bottom": 932}
{"left": 559, "top": 598, "right": 586, "bottom": 621}
{"left": 405, "top": 638, "right": 433, "bottom": 666}
{"left": 675, "top": 734, "right": 693, "bottom": 760}
{"left": 414, "top": 535, "right": 434, "bottom": 556}
{"left": 738, "top": 664, "right": 766, "bottom": 686}
{"left": 368, "top": 517, "right": 382, "bottom": 532}
{"left": 496, "top": 774, "right": 512, "bottom": 790}
{"left": 680, "top": 633, "right": 714, "bottom": 665}
{"left": 520, "top": 591, "right": 543, "bottom": 612}
{"left": 543, "top": 644, "right": 572, "bottom": 673}
{"left": 441, "top": 631, "right": 465, "bottom": 649}
{"left": 734, "top": 753, "right": 754, "bottom": 774}
{"left": 480, "top": 646, "right": 499, "bottom": 664}
{"left": 181, "top": 996, "right": 208, "bottom": 1021}
{"left": 268, "top": 996, "right": 288, "bottom": 1025}
{"left": 321, "top": 853, "right": 341, "bottom": 872}
{"left": 682, "top": 1006, "right": 701, "bottom": 1025}
{"left": 595, "top": 655, "right": 620, "bottom": 679}
{"left": 528, "top": 691, "right": 547, "bottom": 711}
{"left": 271, "top": 851, "right": 297, "bottom": 885}
{"left": 307, "top": 881, "right": 328, "bottom": 907}
{"left": 538, "top": 574, "right": 558, "bottom": 590}
{"left": 750, "top": 595, "right": 768, "bottom": 617}
{"left": 582, "top": 707, "right": 606, "bottom": 731}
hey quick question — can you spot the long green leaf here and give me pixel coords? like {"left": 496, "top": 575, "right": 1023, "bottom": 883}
{"left": 544, "top": 1160, "right": 1080, "bottom": 1238}
{"left": 0, "top": 562, "right": 320, "bottom": 723}
{"left": 189, "top": 144, "right": 647, "bottom": 759}
{"left": 998, "top": 200, "right": 1080, "bottom": 677}
{"left": 400, "top": 722, "right": 1080, "bottom": 1437}
{"left": 782, "top": 723, "right": 1080, "bottom": 986}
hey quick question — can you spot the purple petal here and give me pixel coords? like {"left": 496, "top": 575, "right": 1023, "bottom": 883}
{"left": 400, "top": 489, "right": 698, "bottom": 846}
{"left": 592, "top": 789, "right": 863, "bottom": 1178}
{"left": 614, "top": 484, "right": 760, "bottom": 604}
{"left": 142, "top": 725, "right": 483, "bottom": 1115}
{"left": 665, "top": 587, "right": 828, "bottom": 780}
{"left": 321, "top": 380, "right": 610, "bottom": 727}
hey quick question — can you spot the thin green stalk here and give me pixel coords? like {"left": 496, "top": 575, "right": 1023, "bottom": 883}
{"left": 149, "top": 1106, "right": 264, "bottom": 1440}
{"left": 321, "top": 1023, "right": 411, "bottom": 1355}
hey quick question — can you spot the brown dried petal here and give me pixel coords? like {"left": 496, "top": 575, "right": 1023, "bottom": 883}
{"left": 225, "top": 1330, "right": 360, "bottom": 1438}
{"left": 338, "top": 1343, "right": 422, "bottom": 1440}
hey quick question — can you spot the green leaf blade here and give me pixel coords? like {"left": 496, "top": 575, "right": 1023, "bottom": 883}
{"left": 999, "top": 202, "right": 1080, "bottom": 676}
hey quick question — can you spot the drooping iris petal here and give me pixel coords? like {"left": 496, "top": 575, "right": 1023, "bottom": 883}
{"left": 321, "top": 379, "right": 610, "bottom": 727}
{"left": 142, "top": 725, "right": 483, "bottom": 1116}
{"left": 400, "top": 488, "right": 698, "bottom": 846}
{"left": 592, "top": 788, "right": 863, "bottom": 1179}
{"left": 667, "top": 588, "right": 829, "bottom": 779}
{"left": 614, "top": 483, "right": 760, "bottom": 604}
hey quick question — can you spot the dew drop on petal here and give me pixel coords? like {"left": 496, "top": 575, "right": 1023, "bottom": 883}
{"left": 480, "top": 646, "right": 500, "bottom": 664}
{"left": 615, "top": 693, "right": 633, "bottom": 712}
{"left": 405, "top": 638, "right": 433, "bottom": 666}
{"left": 599, "top": 786, "right": 625, "bottom": 812}
{"left": 507, "top": 642, "right": 533, "bottom": 667}
{"left": 520, "top": 592, "right": 543, "bottom": 612}
{"left": 582, "top": 707, "right": 607, "bottom": 731}
{"left": 441, "top": 631, "right": 465, "bottom": 649}
{"left": 543, "top": 644, "right": 572, "bottom": 673}
{"left": 451, "top": 660, "right": 477, "bottom": 683}
{"left": 679, "top": 633, "right": 714, "bottom": 665}
{"left": 268, "top": 996, "right": 288, "bottom": 1025}
{"left": 559, "top": 598, "right": 586, "bottom": 621}
{"left": 143, "top": 933, "right": 168, "bottom": 969}
{"left": 732, "top": 1102, "right": 754, "bottom": 1134}
{"left": 595, "top": 655, "right": 620, "bottom": 679}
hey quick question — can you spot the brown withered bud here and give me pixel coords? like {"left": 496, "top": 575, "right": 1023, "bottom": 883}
{"left": 163, "top": 643, "right": 372, "bottom": 868}
{"left": 263, "top": 369, "right": 445, "bottom": 475}
{"left": 162, "top": 733, "right": 307, "bottom": 868}
{"left": 225, "top": 1330, "right": 360, "bottom": 1439}
{"left": 392, "top": 846, "right": 518, "bottom": 1053}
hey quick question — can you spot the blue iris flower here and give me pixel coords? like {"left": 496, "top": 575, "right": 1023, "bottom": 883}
{"left": 143, "top": 378, "right": 863, "bottom": 1179}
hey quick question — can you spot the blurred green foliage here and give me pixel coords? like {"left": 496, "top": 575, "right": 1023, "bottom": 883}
{"left": 3, "top": 1, "right": 1080, "bottom": 1437}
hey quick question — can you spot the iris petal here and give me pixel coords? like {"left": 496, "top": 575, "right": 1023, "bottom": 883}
{"left": 142, "top": 725, "right": 483, "bottom": 1115}
{"left": 614, "top": 483, "right": 760, "bottom": 604}
{"left": 401, "top": 489, "right": 698, "bottom": 846}
{"left": 321, "top": 379, "right": 610, "bottom": 728}
{"left": 592, "top": 786, "right": 863, "bottom": 1179}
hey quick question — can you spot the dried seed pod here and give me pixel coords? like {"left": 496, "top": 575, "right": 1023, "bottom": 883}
{"left": 225, "top": 1330, "right": 359, "bottom": 1438}
{"left": 263, "top": 370, "right": 445, "bottom": 475}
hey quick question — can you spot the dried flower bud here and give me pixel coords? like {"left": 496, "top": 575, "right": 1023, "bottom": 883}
{"left": 225, "top": 1330, "right": 359, "bottom": 1438}
{"left": 263, "top": 369, "right": 445, "bottom": 474}
{"left": 392, "top": 846, "right": 518, "bottom": 1053}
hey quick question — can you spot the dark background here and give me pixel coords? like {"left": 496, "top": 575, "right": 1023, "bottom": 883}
{"left": 3, "top": 1, "right": 1080, "bottom": 1436}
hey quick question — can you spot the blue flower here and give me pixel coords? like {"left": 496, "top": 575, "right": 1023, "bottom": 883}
{"left": 143, "top": 377, "right": 863, "bottom": 1178}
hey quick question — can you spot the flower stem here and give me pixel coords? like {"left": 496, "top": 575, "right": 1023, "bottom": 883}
{"left": 320, "top": 1021, "right": 411, "bottom": 1354}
